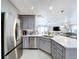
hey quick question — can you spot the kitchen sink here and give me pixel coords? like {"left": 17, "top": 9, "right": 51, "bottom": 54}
{"left": 62, "top": 32, "right": 77, "bottom": 39}
{"left": 43, "top": 35, "right": 53, "bottom": 38}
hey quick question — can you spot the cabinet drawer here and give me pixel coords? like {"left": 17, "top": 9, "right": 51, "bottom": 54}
{"left": 52, "top": 48, "right": 63, "bottom": 59}
{"left": 52, "top": 47, "right": 57, "bottom": 55}
{"left": 55, "top": 42, "right": 63, "bottom": 51}
{"left": 57, "top": 49, "right": 63, "bottom": 56}
{"left": 52, "top": 46, "right": 63, "bottom": 55}
{"left": 52, "top": 41, "right": 64, "bottom": 56}
{"left": 56, "top": 52, "right": 63, "bottom": 59}
{"left": 52, "top": 40, "right": 63, "bottom": 51}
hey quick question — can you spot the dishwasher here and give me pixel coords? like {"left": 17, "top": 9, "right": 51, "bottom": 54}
{"left": 23, "top": 37, "right": 37, "bottom": 49}
{"left": 29, "top": 37, "right": 36, "bottom": 48}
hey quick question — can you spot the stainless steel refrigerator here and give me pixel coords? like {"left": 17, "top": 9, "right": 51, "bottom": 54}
{"left": 1, "top": 12, "right": 23, "bottom": 59}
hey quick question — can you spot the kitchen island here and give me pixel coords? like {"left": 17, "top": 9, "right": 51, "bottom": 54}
{"left": 22, "top": 35, "right": 77, "bottom": 59}
{"left": 51, "top": 35, "right": 77, "bottom": 59}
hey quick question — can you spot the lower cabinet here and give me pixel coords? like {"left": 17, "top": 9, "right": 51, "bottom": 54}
{"left": 23, "top": 37, "right": 29, "bottom": 48}
{"left": 39, "top": 37, "right": 51, "bottom": 54}
{"left": 52, "top": 40, "right": 63, "bottom": 59}
{"left": 22, "top": 37, "right": 77, "bottom": 59}
{"left": 56, "top": 52, "right": 63, "bottom": 59}
{"left": 52, "top": 48, "right": 57, "bottom": 59}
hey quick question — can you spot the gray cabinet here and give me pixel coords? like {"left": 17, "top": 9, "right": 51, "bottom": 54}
{"left": 19, "top": 15, "right": 35, "bottom": 30}
{"left": 23, "top": 37, "right": 29, "bottom": 48}
{"left": 65, "top": 48, "right": 77, "bottom": 59}
{"left": 19, "top": 15, "right": 36, "bottom": 49}
{"left": 52, "top": 47, "right": 57, "bottom": 59}
{"left": 52, "top": 39, "right": 77, "bottom": 59}
{"left": 52, "top": 40, "right": 64, "bottom": 59}
{"left": 39, "top": 37, "right": 51, "bottom": 54}
{"left": 56, "top": 52, "right": 63, "bottom": 59}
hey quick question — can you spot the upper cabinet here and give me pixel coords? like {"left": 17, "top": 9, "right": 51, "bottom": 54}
{"left": 19, "top": 15, "right": 35, "bottom": 30}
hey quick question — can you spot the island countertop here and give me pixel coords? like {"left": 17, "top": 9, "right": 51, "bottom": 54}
{"left": 51, "top": 35, "right": 77, "bottom": 48}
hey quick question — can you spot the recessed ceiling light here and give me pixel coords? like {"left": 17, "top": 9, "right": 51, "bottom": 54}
{"left": 31, "top": 6, "right": 34, "bottom": 10}
{"left": 49, "top": 6, "right": 53, "bottom": 10}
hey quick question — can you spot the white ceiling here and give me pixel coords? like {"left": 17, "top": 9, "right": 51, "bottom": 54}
{"left": 10, "top": 0, "right": 77, "bottom": 21}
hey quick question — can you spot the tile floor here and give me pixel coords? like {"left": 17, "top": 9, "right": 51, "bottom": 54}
{"left": 20, "top": 50, "right": 52, "bottom": 59}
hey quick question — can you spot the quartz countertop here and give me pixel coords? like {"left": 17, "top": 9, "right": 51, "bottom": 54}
{"left": 21, "top": 34, "right": 44, "bottom": 37}
{"left": 22, "top": 35, "right": 77, "bottom": 48}
{"left": 52, "top": 35, "right": 77, "bottom": 48}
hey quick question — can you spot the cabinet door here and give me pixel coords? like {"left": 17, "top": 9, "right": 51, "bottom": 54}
{"left": 56, "top": 52, "right": 63, "bottom": 59}
{"left": 52, "top": 51, "right": 63, "bottom": 59}
{"left": 39, "top": 38, "right": 51, "bottom": 53}
{"left": 22, "top": 16, "right": 29, "bottom": 29}
{"left": 23, "top": 37, "right": 29, "bottom": 48}
{"left": 52, "top": 48, "right": 55, "bottom": 59}
{"left": 52, "top": 46, "right": 57, "bottom": 59}
{"left": 19, "top": 15, "right": 35, "bottom": 30}
{"left": 39, "top": 38, "right": 45, "bottom": 50}
{"left": 44, "top": 39, "right": 51, "bottom": 53}
{"left": 28, "top": 16, "right": 35, "bottom": 30}
{"left": 52, "top": 40, "right": 64, "bottom": 59}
